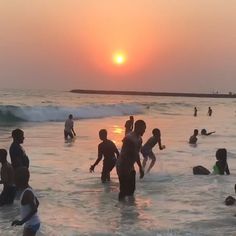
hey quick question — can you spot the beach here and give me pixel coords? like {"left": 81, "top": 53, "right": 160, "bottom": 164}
{"left": 1, "top": 89, "right": 236, "bottom": 236}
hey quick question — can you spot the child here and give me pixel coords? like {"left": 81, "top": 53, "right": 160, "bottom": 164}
{"left": 213, "top": 148, "right": 230, "bottom": 175}
{"left": 12, "top": 167, "right": 40, "bottom": 236}
{"left": 141, "top": 128, "right": 165, "bottom": 173}
{"left": 189, "top": 129, "right": 198, "bottom": 144}
{"left": 0, "top": 149, "right": 16, "bottom": 206}
{"left": 90, "top": 129, "right": 119, "bottom": 183}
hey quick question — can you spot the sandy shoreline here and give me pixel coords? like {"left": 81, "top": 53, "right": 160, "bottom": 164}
{"left": 70, "top": 89, "right": 236, "bottom": 98}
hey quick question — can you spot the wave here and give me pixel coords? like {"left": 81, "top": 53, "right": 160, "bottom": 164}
{"left": 0, "top": 103, "right": 144, "bottom": 122}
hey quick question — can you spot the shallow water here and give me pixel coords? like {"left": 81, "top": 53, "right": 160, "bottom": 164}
{"left": 0, "top": 90, "right": 236, "bottom": 235}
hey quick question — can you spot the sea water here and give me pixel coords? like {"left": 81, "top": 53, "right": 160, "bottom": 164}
{"left": 0, "top": 89, "right": 236, "bottom": 236}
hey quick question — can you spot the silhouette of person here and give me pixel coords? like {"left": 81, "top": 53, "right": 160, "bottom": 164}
{"left": 0, "top": 149, "right": 16, "bottom": 206}
{"left": 213, "top": 148, "right": 230, "bottom": 175}
{"left": 208, "top": 107, "right": 213, "bottom": 116}
{"left": 116, "top": 120, "right": 145, "bottom": 201}
{"left": 9, "top": 129, "right": 29, "bottom": 170}
{"left": 194, "top": 107, "right": 197, "bottom": 117}
{"left": 124, "top": 116, "right": 134, "bottom": 136}
{"left": 11, "top": 167, "right": 41, "bottom": 235}
{"left": 64, "top": 114, "right": 76, "bottom": 139}
{"left": 141, "top": 128, "right": 165, "bottom": 173}
{"left": 189, "top": 129, "right": 198, "bottom": 144}
{"left": 90, "top": 129, "right": 119, "bottom": 183}
{"left": 201, "top": 129, "right": 215, "bottom": 136}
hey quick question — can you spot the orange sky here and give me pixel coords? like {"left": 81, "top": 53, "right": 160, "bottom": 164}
{"left": 0, "top": 1, "right": 236, "bottom": 92}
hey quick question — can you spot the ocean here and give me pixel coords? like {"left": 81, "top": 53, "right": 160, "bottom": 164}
{"left": 0, "top": 89, "right": 236, "bottom": 236}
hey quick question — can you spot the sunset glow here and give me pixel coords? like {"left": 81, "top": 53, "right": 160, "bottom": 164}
{"left": 113, "top": 53, "right": 126, "bottom": 65}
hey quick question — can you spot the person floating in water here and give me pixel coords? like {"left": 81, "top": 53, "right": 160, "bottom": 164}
{"left": 141, "top": 128, "right": 165, "bottom": 173}
{"left": 189, "top": 129, "right": 198, "bottom": 144}
{"left": 9, "top": 129, "right": 29, "bottom": 170}
{"left": 64, "top": 114, "right": 76, "bottom": 139}
{"left": 194, "top": 107, "right": 197, "bottom": 117}
{"left": 213, "top": 148, "right": 230, "bottom": 175}
{"left": 208, "top": 107, "right": 213, "bottom": 116}
{"left": 12, "top": 167, "right": 41, "bottom": 236}
{"left": 201, "top": 129, "right": 215, "bottom": 136}
{"left": 124, "top": 116, "right": 134, "bottom": 136}
{"left": 116, "top": 120, "right": 145, "bottom": 201}
{"left": 90, "top": 129, "right": 119, "bottom": 183}
{"left": 0, "top": 149, "right": 16, "bottom": 206}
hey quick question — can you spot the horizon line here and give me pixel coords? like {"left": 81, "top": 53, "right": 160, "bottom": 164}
{"left": 70, "top": 89, "right": 236, "bottom": 99}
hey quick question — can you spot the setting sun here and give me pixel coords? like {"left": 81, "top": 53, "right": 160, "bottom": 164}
{"left": 113, "top": 53, "right": 126, "bottom": 65}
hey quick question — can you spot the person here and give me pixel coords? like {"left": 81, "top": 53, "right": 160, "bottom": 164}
{"left": 116, "top": 120, "right": 145, "bottom": 201}
{"left": 225, "top": 184, "right": 236, "bottom": 206}
{"left": 208, "top": 107, "right": 213, "bottom": 116}
{"left": 212, "top": 148, "right": 230, "bottom": 175}
{"left": 189, "top": 129, "right": 198, "bottom": 144}
{"left": 0, "top": 149, "right": 16, "bottom": 206}
{"left": 124, "top": 116, "right": 134, "bottom": 136}
{"left": 12, "top": 167, "right": 40, "bottom": 236}
{"left": 141, "top": 128, "right": 165, "bottom": 173}
{"left": 9, "top": 129, "right": 29, "bottom": 170}
{"left": 201, "top": 129, "right": 215, "bottom": 136}
{"left": 64, "top": 114, "right": 76, "bottom": 139}
{"left": 194, "top": 107, "right": 197, "bottom": 117}
{"left": 90, "top": 129, "right": 119, "bottom": 183}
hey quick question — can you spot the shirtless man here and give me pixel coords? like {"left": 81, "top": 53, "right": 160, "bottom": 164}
{"left": 117, "top": 120, "right": 145, "bottom": 201}
{"left": 64, "top": 114, "right": 76, "bottom": 139}
{"left": 90, "top": 129, "right": 119, "bottom": 183}
{"left": 124, "top": 116, "right": 134, "bottom": 136}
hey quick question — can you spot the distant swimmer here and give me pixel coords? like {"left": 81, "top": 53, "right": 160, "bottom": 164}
{"left": 141, "top": 128, "right": 165, "bottom": 173}
{"left": 201, "top": 129, "right": 215, "bottom": 136}
{"left": 64, "top": 114, "right": 76, "bottom": 140}
{"left": 213, "top": 148, "right": 230, "bottom": 175}
{"left": 189, "top": 129, "right": 198, "bottom": 144}
{"left": 124, "top": 116, "right": 134, "bottom": 136}
{"left": 90, "top": 129, "right": 119, "bottom": 183}
{"left": 194, "top": 107, "right": 197, "bottom": 117}
{"left": 208, "top": 107, "right": 213, "bottom": 116}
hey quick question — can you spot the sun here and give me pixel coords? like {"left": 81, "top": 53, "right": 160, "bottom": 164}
{"left": 113, "top": 52, "right": 126, "bottom": 65}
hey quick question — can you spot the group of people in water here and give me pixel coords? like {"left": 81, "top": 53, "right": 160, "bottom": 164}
{"left": 0, "top": 129, "right": 40, "bottom": 235}
{"left": 0, "top": 108, "right": 234, "bottom": 235}
{"left": 194, "top": 106, "right": 213, "bottom": 117}
{"left": 88, "top": 115, "right": 166, "bottom": 201}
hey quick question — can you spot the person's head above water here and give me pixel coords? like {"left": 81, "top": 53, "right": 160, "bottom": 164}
{"left": 99, "top": 129, "right": 107, "bottom": 141}
{"left": 69, "top": 114, "right": 73, "bottom": 119}
{"left": 216, "top": 148, "right": 227, "bottom": 161}
{"left": 134, "top": 120, "right": 146, "bottom": 136}
{"left": 194, "top": 129, "right": 199, "bottom": 136}
{"left": 225, "top": 196, "right": 236, "bottom": 206}
{"left": 152, "top": 128, "right": 161, "bottom": 137}
{"left": 12, "top": 128, "right": 24, "bottom": 144}
{"left": 201, "top": 129, "right": 207, "bottom": 135}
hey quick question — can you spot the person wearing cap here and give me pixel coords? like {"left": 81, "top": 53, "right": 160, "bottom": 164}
{"left": 9, "top": 129, "right": 29, "bottom": 169}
